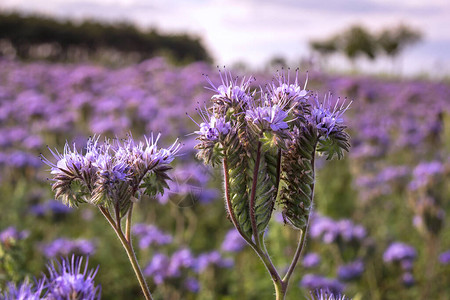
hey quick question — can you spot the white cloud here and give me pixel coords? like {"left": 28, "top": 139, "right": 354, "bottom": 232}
{"left": 1, "top": 0, "right": 449, "bottom": 74}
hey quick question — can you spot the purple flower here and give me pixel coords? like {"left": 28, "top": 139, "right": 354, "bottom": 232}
{"left": 439, "top": 250, "right": 450, "bottom": 265}
{"left": 309, "top": 215, "right": 366, "bottom": 244}
{"left": 402, "top": 272, "right": 415, "bottom": 287}
{"left": 143, "top": 253, "right": 170, "bottom": 284}
{"left": 30, "top": 200, "right": 73, "bottom": 217}
{"left": 221, "top": 228, "right": 246, "bottom": 253}
{"left": 302, "top": 253, "right": 321, "bottom": 269}
{"left": 44, "top": 256, "right": 101, "bottom": 300}
{"left": 132, "top": 224, "right": 173, "bottom": 249}
{"left": 300, "top": 274, "right": 345, "bottom": 295}
{"left": 383, "top": 242, "right": 417, "bottom": 263}
{"left": 191, "top": 108, "right": 231, "bottom": 142}
{"left": 245, "top": 104, "right": 289, "bottom": 132}
{"left": 206, "top": 69, "right": 254, "bottom": 106}
{"left": 184, "top": 277, "right": 200, "bottom": 293}
{"left": 167, "top": 248, "right": 196, "bottom": 277}
{"left": 1, "top": 280, "right": 45, "bottom": 300}
{"left": 310, "top": 288, "right": 350, "bottom": 300}
{"left": 310, "top": 95, "right": 350, "bottom": 136}
{"left": 337, "top": 260, "right": 364, "bottom": 281}
{"left": 40, "top": 238, "right": 96, "bottom": 258}
{"left": 194, "top": 251, "right": 233, "bottom": 273}
{"left": 409, "top": 161, "right": 444, "bottom": 190}
{"left": 0, "top": 226, "right": 29, "bottom": 243}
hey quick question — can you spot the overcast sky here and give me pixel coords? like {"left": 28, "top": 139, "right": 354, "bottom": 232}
{"left": 1, "top": 0, "right": 450, "bottom": 75}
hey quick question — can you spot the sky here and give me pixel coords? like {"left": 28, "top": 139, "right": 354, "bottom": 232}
{"left": 1, "top": 0, "right": 450, "bottom": 76}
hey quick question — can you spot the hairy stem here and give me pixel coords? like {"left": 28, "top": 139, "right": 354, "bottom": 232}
{"left": 126, "top": 203, "right": 134, "bottom": 242}
{"left": 99, "top": 206, "right": 153, "bottom": 300}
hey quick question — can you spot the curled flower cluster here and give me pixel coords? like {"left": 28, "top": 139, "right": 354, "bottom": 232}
{"left": 192, "top": 69, "right": 351, "bottom": 235}
{"left": 41, "top": 134, "right": 180, "bottom": 213}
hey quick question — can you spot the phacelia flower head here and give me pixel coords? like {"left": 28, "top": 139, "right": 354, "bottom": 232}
{"left": 206, "top": 68, "right": 254, "bottom": 108}
{"left": 44, "top": 255, "right": 101, "bottom": 300}
{"left": 268, "top": 69, "right": 309, "bottom": 108}
{"left": 1, "top": 279, "right": 46, "bottom": 300}
{"left": 245, "top": 104, "right": 289, "bottom": 133}
{"left": 42, "top": 134, "right": 180, "bottom": 210}
{"left": 310, "top": 288, "right": 351, "bottom": 300}
{"left": 310, "top": 94, "right": 351, "bottom": 137}
{"left": 193, "top": 110, "right": 231, "bottom": 142}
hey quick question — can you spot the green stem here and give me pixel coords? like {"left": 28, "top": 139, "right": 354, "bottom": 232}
{"left": 126, "top": 203, "right": 134, "bottom": 242}
{"left": 274, "top": 280, "right": 287, "bottom": 300}
{"left": 99, "top": 207, "right": 153, "bottom": 300}
{"left": 283, "top": 226, "right": 308, "bottom": 283}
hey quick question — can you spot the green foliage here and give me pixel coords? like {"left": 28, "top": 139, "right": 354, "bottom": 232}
{"left": 309, "top": 23, "right": 422, "bottom": 64}
{"left": 140, "top": 166, "right": 172, "bottom": 198}
{"left": 317, "top": 128, "right": 351, "bottom": 160}
{"left": 378, "top": 24, "right": 422, "bottom": 58}
{"left": 0, "top": 12, "right": 212, "bottom": 65}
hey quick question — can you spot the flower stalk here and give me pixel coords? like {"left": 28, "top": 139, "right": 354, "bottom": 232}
{"left": 42, "top": 134, "right": 180, "bottom": 299}
{"left": 192, "top": 69, "right": 351, "bottom": 298}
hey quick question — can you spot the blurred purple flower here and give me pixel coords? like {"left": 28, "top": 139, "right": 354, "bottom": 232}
{"left": 302, "top": 253, "right": 321, "bottom": 269}
{"left": 132, "top": 224, "right": 173, "bottom": 249}
{"left": 300, "top": 274, "right": 345, "bottom": 295}
{"left": 337, "top": 260, "right": 364, "bottom": 281}
{"left": 40, "top": 238, "right": 96, "bottom": 258}
{"left": 0, "top": 226, "right": 29, "bottom": 243}
{"left": 184, "top": 277, "right": 200, "bottom": 293}
{"left": 143, "top": 253, "right": 170, "bottom": 284}
{"left": 1, "top": 280, "right": 45, "bottom": 300}
{"left": 402, "top": 272, "right": 415, "bottom": 287}
{"left": 383, "top": 242, "right": 417, "bottom": 263}
{"left": 194, "top": 251, "right": 233, "bottom": 273}
{"left": 221, "top": 228, "right": 246, "bottom": 253}
{"left": 439, "top": 250, "right": 450, "bottom": 265}
{"left": 30, "top": 200, "right": 73, "bottom": 217}
{"left": 409, "top": 161, "right": 444, "bottom": 190}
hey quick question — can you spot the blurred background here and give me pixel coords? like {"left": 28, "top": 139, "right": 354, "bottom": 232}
{"left": 0, "top": 1, "right": 449, "bottom": 299}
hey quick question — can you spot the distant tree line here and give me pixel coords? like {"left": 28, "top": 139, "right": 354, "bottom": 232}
{"left": 0, "top": 12, "right": 212, "bottom": 64}
{"left": 310, "top": 24, "right": 422, "bottom": 67}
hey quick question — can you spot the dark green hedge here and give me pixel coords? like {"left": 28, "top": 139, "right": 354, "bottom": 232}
{"left": 0, "top": 12, "right": 212, "bottom": 64}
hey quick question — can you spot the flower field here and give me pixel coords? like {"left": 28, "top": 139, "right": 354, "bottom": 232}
{"left": 0, "top": 57, "right": 449, "bottom": 299}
